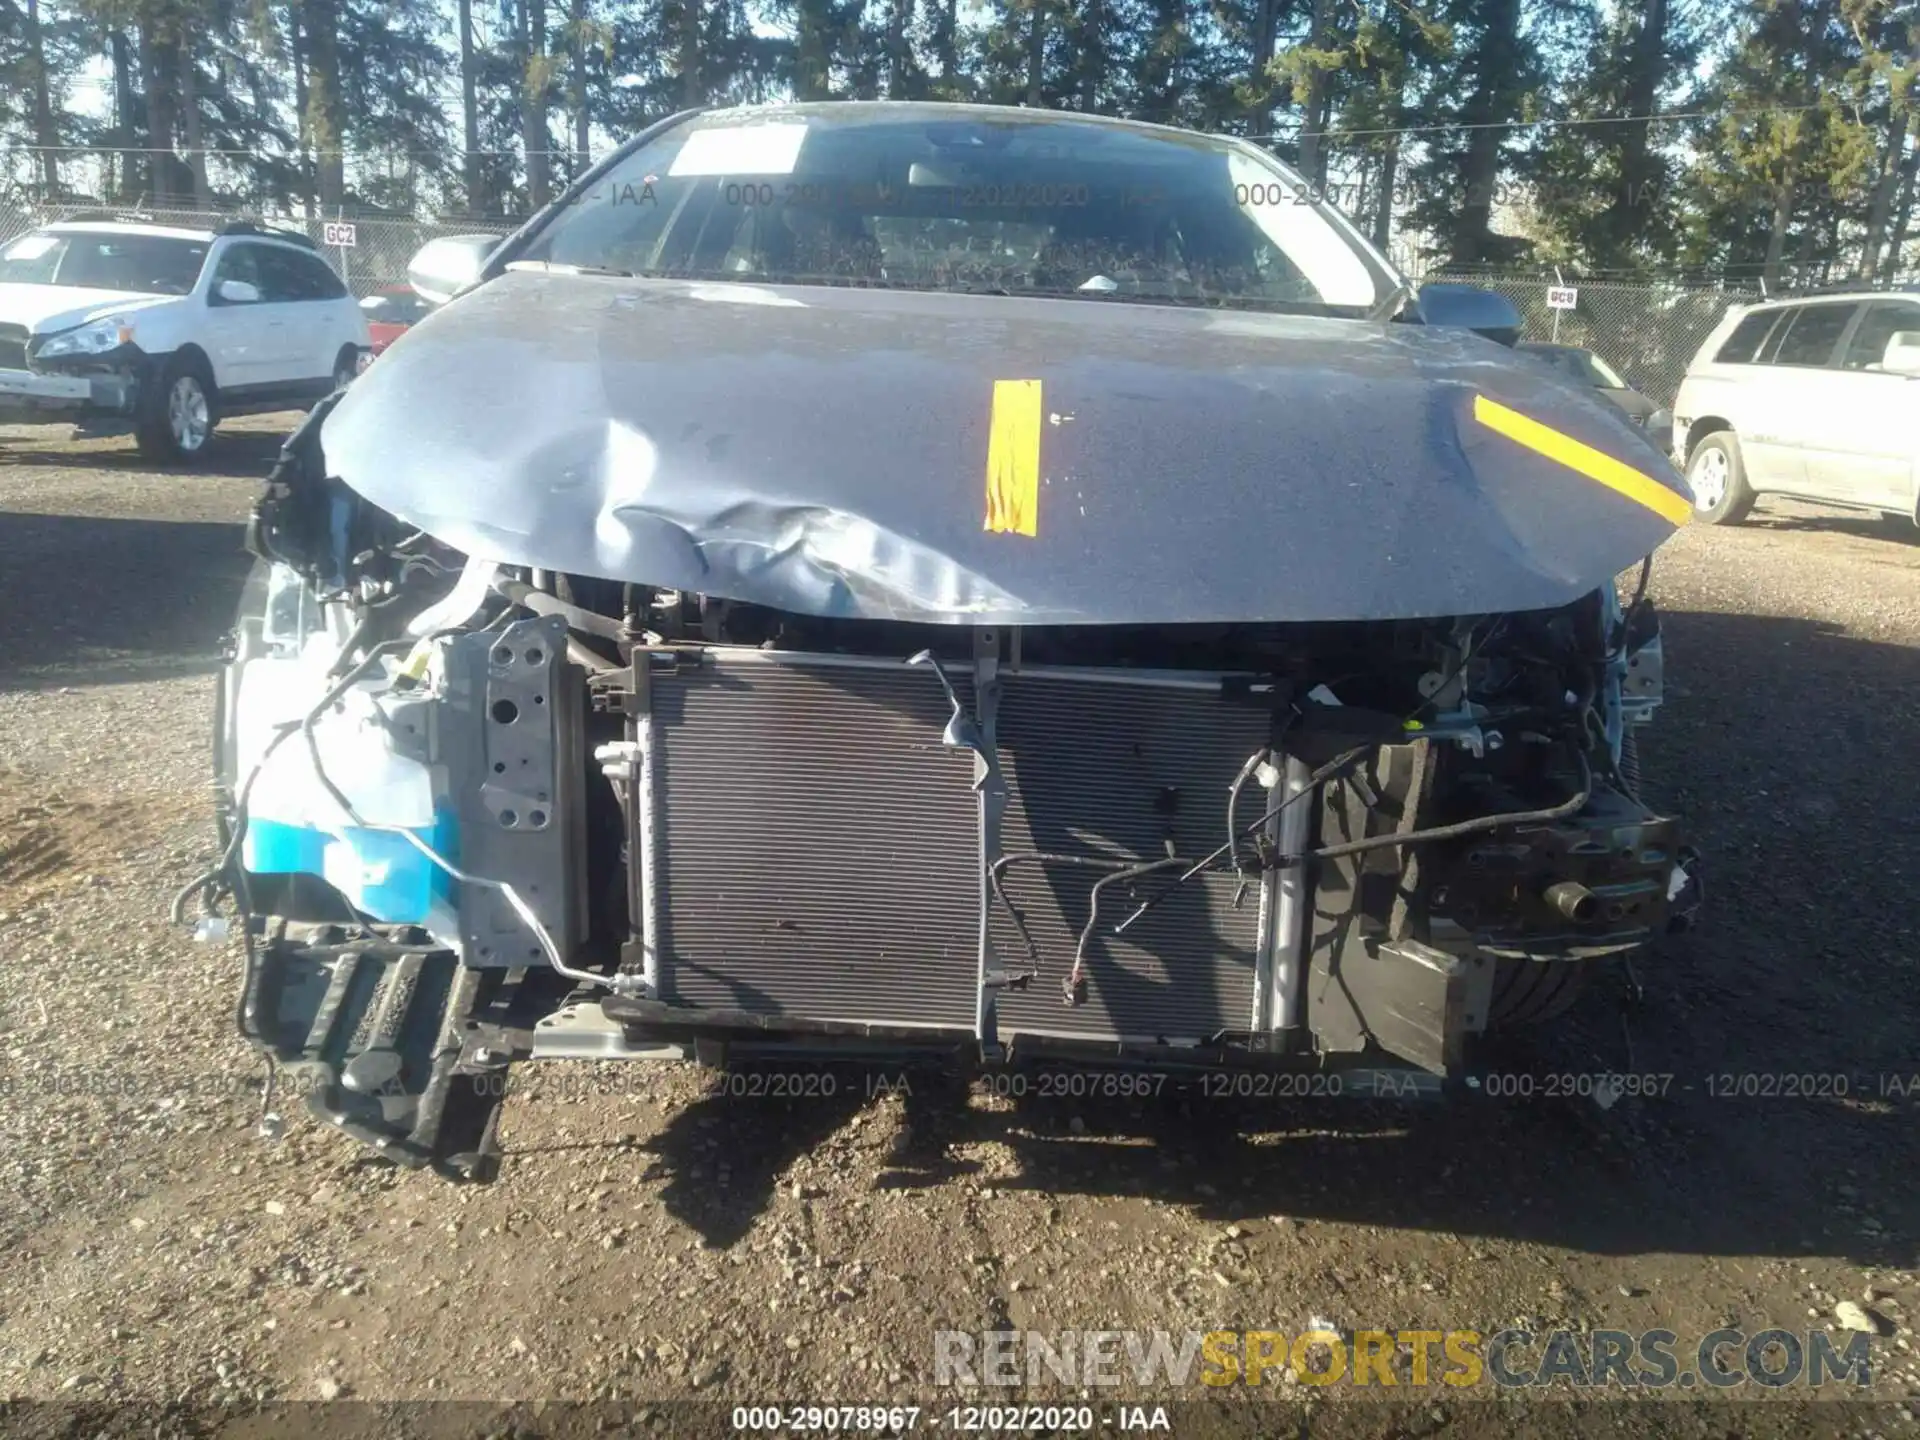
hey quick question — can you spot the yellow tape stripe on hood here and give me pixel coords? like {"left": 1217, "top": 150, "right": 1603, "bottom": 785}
{"left": 1473, "top": 393, "right": 1692, "bottom": 528}
{"left": 984, "top": 379, "right": 1043, "bottom": 537}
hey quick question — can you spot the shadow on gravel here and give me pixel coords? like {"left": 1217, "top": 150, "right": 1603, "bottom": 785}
{"left": 1741, "top": 508, "right": 1920, "bottom": 545}
{"left": 637, "top": 1054, "right": 1914, "bottom": 1266}
{"left": 626, "top": 607, "right": 1918, "bottom": 1271}
{"left": 0, "top": 510, "right": 252, "bottom": 690}
{"left": 641, "top": 1081, "right": 876, "bottom": 1248}
{"left": 0, "top": 425, "right": 285, "bottom": 480}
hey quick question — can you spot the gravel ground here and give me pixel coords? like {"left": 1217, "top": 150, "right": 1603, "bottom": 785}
{"left": 1, "top": 415, "right": 1917, "bottom": 1437}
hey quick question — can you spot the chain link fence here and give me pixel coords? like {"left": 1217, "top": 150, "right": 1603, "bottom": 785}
{"left": 1, "top": 192, "right": 1754, "bottom": 406}
{"left": 1439, "top": 274, "right": 1761, "bottom": 409}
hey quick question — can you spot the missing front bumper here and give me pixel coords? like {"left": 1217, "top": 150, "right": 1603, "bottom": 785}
{"left": 235, "top": 927, "right": 1462, "bottom": 1176}
{"left": 217, "top": 567, "right": 1696, "bottom": 1172}
{"left": 0, "top": 365, "right": 136, "bottom": 426}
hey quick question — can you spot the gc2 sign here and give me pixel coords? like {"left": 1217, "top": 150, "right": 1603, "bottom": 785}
{"left": 323, "top": 221, "right": 358, "bottom": 248}
{"left": 1546, "top": 285, "right": 1578, "bottom": 310}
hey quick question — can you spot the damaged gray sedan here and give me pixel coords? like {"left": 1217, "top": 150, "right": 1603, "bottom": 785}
{"left": 198, "top": 102, "right": 1699, "bottom": 1174}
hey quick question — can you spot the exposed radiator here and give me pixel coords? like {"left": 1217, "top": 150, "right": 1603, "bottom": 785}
{"left": 651, "top": 657, "right": 980, "bottom": 1028}
{"left": 649, "top": 653, "right": 1268, "bottom": 1044}
{"left": 988, "top": 676, "right": 1266, "bottom": 1041}
{"left": 0, "top": 324, "right": 28, "bottom": 373}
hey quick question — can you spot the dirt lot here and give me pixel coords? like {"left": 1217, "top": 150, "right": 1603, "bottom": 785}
{"left": 0, "top": 415, "right": 1917, "bottom": 1438}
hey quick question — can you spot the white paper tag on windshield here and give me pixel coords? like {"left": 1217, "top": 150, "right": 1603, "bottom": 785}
{"left": 668, "top": 123, "right": 808, "bottom": 177}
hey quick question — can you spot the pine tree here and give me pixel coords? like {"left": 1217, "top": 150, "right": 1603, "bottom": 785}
{"left": 1403, "top": 0, "right": 1546, "bottom": 267}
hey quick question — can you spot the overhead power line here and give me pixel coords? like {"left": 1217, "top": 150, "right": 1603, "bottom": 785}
{"left": 5, "top": 143, "right": 592, "bottom": 159}
{"left": 1251, "top": 100, "right": 1835, "bottom": 142}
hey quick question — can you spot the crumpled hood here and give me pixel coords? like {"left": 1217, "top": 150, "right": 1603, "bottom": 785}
{"left": 0, "top": 283, "right": 178, "bottom": 336}
{"left": 320, "top": 269, "right": 1690, "bottom": 626}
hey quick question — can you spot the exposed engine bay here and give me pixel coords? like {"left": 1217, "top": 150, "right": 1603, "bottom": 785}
{"left": 195, "top": 399, "right": 1701, "bottom": 1176}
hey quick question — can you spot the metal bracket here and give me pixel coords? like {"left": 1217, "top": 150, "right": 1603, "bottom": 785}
{"left": 971, "top": 627, "right": 1007, "bottom": 1063}
{"left": 1257, "top": 754, "right": 1316, "bottom": 1035}
{"left": 448, "top": 615, "right": 586, "bottom": 969}
{"left": 530, "top": 1001, "right": 688, "bottom": 1060}
{"left": 624, "top": 651, "right": 661, "bottom": 997}
{"left": 1620, "top": 630, "right": 1665, "bottom": 726}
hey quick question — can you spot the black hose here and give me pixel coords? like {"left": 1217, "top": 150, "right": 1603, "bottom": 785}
{"left": 1611, "top": 555, "right": 1653, "bottom": 656}
{"left": 1311, "top": 750, "right": 1592, "bottom": 861}
{"left": 1170, "top": 745, "right": 1373, "bottom": 889}
{"left": 169, "top": 869, "right": 218, "bottom": 927}
{"left": 1107, "top": 743, "right": 1374, "bottom": 938}
{"left": 324, "top": 611, "right": 377, "bottom": 680}
{"left": 1224, "top": 748, "right": 1266, "bottom": 880}
{"left": 989, "top": 850, "right": 1147, "bottom": 976}
{"left": 1067, "top": 856, "right": 1190, "bottom": 1002}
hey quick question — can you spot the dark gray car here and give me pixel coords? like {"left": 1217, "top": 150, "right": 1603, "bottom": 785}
{"left": 204, "top": 102, "right": 1698, "bottom": 1175}
{"left": 1519, "top": 341, "right": 1674, "bottom": 456}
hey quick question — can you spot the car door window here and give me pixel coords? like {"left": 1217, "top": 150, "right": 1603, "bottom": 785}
{"left": 210, "top": 243, "right": 265, "bottom": 301}
{"left": 259, "top": 247, "right": 349, "bottom": 302}
{"left": 1753, "top": 307, "right": 1798, "bottom": 363}
{"left": 1715, "top": 309, "right": 1782, "bottom": 363}
{"left": 1769, "top": 303, "right": 1858, "bottom": 367}
{"left": 296, "top": 251, "right": 349, "bottom": 300}
{"left": 254, "top": 246, "right": 315, "bottom": 303}
{"left": 1840, "top": 302, "right": 1920, "bottom": 370}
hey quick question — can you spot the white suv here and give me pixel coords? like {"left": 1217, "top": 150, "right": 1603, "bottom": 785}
{"left": 0, "top": 219, "right": 370, "bottom": 463}
{"left": 1672, "top": 289, "right": 1920, "bottom": 525}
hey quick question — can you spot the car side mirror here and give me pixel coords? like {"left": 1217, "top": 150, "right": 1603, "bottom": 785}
{"left": 216, "top": 278, "right": 261, "bottom": 304}
{"left": 1415, "top": 282, "right": 1523, "bottom": 347}
{"left": 408, "top": 234, "right": 504, "bottom": 306}
{"left": 1882, "top": 331, "right": 1920, "bottom": 377}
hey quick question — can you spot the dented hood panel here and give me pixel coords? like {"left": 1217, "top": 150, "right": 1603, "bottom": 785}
{"left": 319, "top": 269, "right": 1688, "bottom": 626}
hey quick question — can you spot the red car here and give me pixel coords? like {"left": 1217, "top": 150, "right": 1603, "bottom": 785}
{"left": 356, "top": 286, "right": 434, "bottom": 366}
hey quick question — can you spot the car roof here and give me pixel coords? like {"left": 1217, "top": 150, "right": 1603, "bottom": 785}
{"left": 40, "top": 220, "right": 216, "bottom": 242}
{"left": 692, "top": 98, "right": 1275, "bottom": 150}
{"left": 1740, "top": 288, "right": 1920, "bottom": 311}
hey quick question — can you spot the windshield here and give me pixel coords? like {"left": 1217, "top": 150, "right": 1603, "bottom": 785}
{"left": 1583, "top": 351, "right": 1627, "bottom": 388}
{"left": 1528, "top": 345, "right": 1628, "bottom": 390}
{"left": 0, "top": 229, "right": 210, "bottom": 295}
{"left": 514, "top": 106, "right": 1401, "bottom": 315}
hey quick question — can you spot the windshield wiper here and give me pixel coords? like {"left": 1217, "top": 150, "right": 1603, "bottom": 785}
{"left": 504, "top": 260, "right": 637, "bottom": 279}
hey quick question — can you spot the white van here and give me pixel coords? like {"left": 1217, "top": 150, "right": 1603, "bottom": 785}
{"left": 1672, "top": 289, "right": 1920, "bottom": 525}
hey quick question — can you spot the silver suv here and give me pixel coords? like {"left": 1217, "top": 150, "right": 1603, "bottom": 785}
{"left": 1672, "top": 289, "right": 1920, "bottom": 525}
